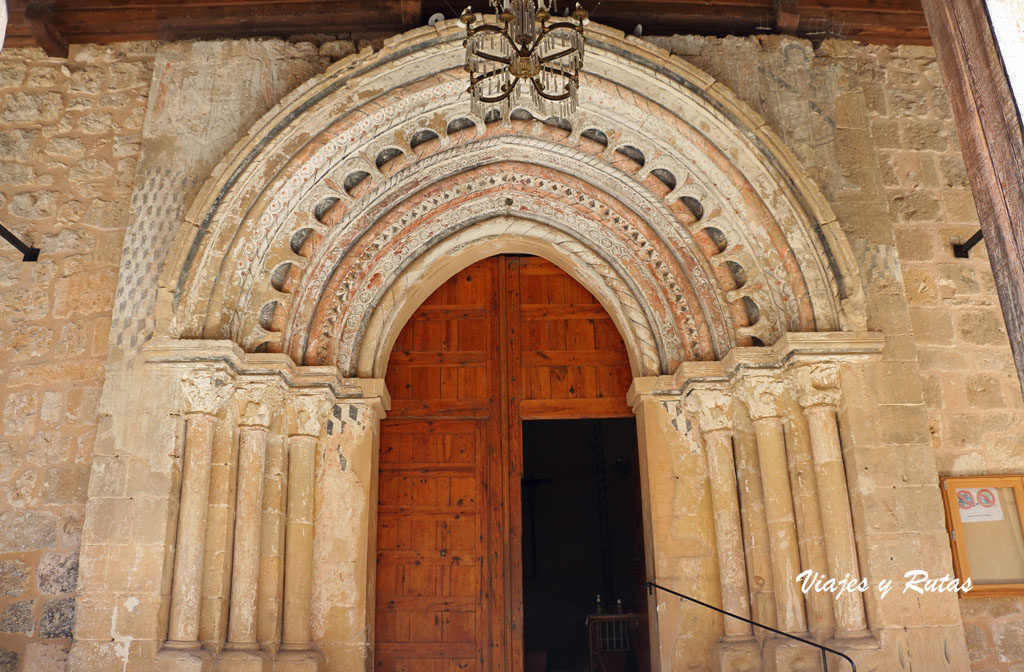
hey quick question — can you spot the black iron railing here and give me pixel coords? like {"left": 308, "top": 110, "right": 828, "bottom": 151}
{"left": 646, "top": 581, "right": 857, "bottom": 672}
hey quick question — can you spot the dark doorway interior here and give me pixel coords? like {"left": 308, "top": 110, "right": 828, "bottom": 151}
{"left": 521, "top": 418, "right": 649, "bottom": 672}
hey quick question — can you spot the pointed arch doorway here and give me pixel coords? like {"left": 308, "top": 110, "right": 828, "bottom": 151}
{"left": 374, "top": 255, "right": 650, "bottom": 672}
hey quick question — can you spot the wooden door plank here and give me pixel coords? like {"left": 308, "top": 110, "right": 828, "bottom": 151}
{"left": 503, "top": 257, "right": 525, "bottom": 672}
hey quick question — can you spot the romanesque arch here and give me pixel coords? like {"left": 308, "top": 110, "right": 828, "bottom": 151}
{"left": 73, "top": 20, "right": 946, "bottom": 672}
{"left": 157, "top": 21, "right": 867, "bottom": 378}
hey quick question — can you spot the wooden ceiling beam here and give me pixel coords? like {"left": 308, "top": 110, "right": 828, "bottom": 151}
{"left": 0, "top": 0, "right": 931, "bottom": 49}
{"left": 775, "top": 0, "right": 800, "bottom": 33}
{"left": 920, "top": 0, "right": 1024, "bottom": 397}
{"left": 399, "top": 0, "right": 422, "bottom": 27}
{"left": 24, "top": 2, "right": 68, "bottom": 57}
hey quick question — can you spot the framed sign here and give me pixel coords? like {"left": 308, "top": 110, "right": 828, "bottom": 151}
{"left": 941, "top": 475, "right": 1024, "bottom": 597}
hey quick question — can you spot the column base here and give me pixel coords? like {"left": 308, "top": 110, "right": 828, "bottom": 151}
{"left": 216, "top": 647, "right": 272, "bottom": 672}
{"left": 821, "top": 633, "right": 883, "bottom": 670}
{"left": 156, "top": 645, "right": 216, "bottom": 672}
{"left": 763, "top": 635, "right": 823, "bottom": 672}
{"left": 274, "top": 648, "right": 326, "bottom": 672}
{"left": 713, "top": 636, "right": 763, "bottom": 672}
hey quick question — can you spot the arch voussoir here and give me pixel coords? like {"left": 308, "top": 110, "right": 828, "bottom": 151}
{"left": 159, "top": 20, "right": 867, "bottom": 379}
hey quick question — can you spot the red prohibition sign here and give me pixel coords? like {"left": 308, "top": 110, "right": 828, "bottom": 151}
{"left": 977, "top": 489, "right": 996, "bottom": 508}
{"left": 957, "top": 490, "right": 974, "bottom": 510}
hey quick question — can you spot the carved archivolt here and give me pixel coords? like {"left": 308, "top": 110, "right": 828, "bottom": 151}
{"left": 158, "top": 21, "right": 867, "bottom": 377}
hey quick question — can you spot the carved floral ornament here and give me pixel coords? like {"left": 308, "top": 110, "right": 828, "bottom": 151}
{"left": 159, "top": 21, "right": 867, "bottom": 378}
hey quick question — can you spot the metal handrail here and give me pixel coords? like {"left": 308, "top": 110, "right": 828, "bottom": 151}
{"left": 645, "top": 581, "right": 857, "bottom": 672}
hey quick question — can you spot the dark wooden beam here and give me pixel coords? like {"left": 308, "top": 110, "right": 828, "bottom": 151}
{"left": 775, "top": 0, "right": 800, "bottom": 33}
{"left": 921, "top": 0, "right": 1024, "bottom": 397}
{"left": 24, "top": 2, "right": 68, "bottom": 58}
{"left": 399, "top": 0, "right": 422, "bottom": 27}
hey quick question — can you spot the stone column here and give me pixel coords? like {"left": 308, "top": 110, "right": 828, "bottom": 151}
{"left": 731, "top": 409, "right": 777, "bottom": 632}
{"left": 257, "top": 416, "right": 287, "bottom": 651}
{"left": 779, "top": 396, "right": 835, "bottom": 642}
{"left": 628, "top": 377, "right": 719, "bottom": 672}
{"left": 220, "top": 383, "right": 279, "bottom": 670}
{"left": 166, "top": 371, "right": 234, "bottom": 652}
{"left": 794, "top": 363, "right": 869, "bottom": 638}
{"left": 277, "top": 390, "right": 332, "bottom": 672}
{"left": 311, "top": 381, "right": 390, "bottom": 671}
{"left": 686, "top": 385, "right": 761, "bottom": 672}
{"left": 685, "top": 387, "right": 752, "bottom": 638}
{"left": 738, "top": 373, "right": 807, "bottom": 635}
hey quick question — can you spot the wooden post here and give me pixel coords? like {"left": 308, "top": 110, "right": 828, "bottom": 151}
{"left": 920, "top": 0, "right": 1024, "bottom": 398}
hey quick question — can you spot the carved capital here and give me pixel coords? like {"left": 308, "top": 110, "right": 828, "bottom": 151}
{"left": 685, "top": 386, "right": 734, "bottom": 435}
{"left": 181, "top": 370, "right": 234, "bottom": 416}
{"left": 285, "top": 391, "right": 333, "bottom": 438}
{"left": 792, "top": 362, "right": 841, "bottom": 410}
{"left": 235, "top": 382, "right": 281, "bottom": 428}
{"left": 737, "top": 372, "right": 787, "bottom": 420}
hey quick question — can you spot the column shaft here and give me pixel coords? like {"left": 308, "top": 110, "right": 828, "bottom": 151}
{"left": 732, "top": 420, "right": 777, "bottom": 629}
{"left": 782, "top": 403, "right": 836, "bottom": 639}
{"left": 753, "top": 416, "right": 807, "bottom": 633}
{"left": 703, "top": 429, "right": 753, "bottom": 638}
{"left": 226, "top": 425, "right": 269, "bottom": 647}
{"left": 167, "top": 412, "right": 217, "bottom": 646}
{"left": 282, "top": 434, "right": 317, "bottom": 648}
{"left": 805, "top": 405, "right": 868, "bottom": 635}
{"left": 257, "top": 428, "right": 287, "bottom": 649}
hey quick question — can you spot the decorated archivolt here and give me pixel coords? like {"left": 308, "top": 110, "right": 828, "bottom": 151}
{"left": 160, "top": 22, "right": 866, "bottom": 377}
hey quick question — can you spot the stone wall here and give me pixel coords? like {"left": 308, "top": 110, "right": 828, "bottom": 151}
{"left": 647, "top": 33, "right": 1024, "bottom": 670}
{"left": 0, "top": 39, "right": 336, "bottom": 672}
{"left": 0, "top": 43, "right": 156, "bottom": 671}
{"left": 1, "top": 28, "right": 1023, "bottom": 672}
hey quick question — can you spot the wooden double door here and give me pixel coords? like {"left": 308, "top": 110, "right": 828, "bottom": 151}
{"left": 374, "top": 256, "right": 635, "bottom": 672}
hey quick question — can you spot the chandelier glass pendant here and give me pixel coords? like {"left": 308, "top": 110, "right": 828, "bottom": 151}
{"left": 460, "top": 0, "right": 588, "bottom": 119}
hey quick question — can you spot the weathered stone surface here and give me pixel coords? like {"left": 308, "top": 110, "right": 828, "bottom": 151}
{"left": 69, "top": 66, "right": 105, "bottom": 94}
{"left": 39, "top": 598, "right": 74, "bottom": 638}
{"left": 0, "top": 61, "right": 27, "bottom": 88}
{"left": 9, "top": 190, "right": 57, "bottom": 219}
{"left": 0, "top": 443, "right": 16, "bottom": 483}
{"left": 37, "top": 553, "right": 79, "bottom": 595}
{"left": 0, "top": 92, "right": 61, "bottom": 122}
{"left": 52, "top": 271, "right": 118, "bottom": 319}
{"left": 0, "top": 511, "right": 58, "bottom": 553}
{"left": 0, "top": 649, "right": 18, "bottom": 672}
{"left": 0, "top": 560, "right": 30, "bottom": 596}
{"left": 45, "top": 136, "right": 86, "bottom": 158}
{"left": 41, "top": 466, "right": 90, "bottom": 504}
{"left": 109, "top": 61, "right": 150, "bottom": 89}
{"left": 3, "top": 391, "right": 40, "bottom": 435}
{"left": 27, "top": 431, "right": 72, "bottom": 466}
{"left": 0, "top": 130, "right": 36, "bottom": 158}
{"left": 22, "top": 643, "right": 69, "bottom": 672}
{"left": 78, "top": 113, "right": 114, "bottom": 134}
{"left": 0, "top": 600, "right": 35, "bottom": 634}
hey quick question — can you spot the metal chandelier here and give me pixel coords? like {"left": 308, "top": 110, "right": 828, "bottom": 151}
{"left": 460, "top": 0, "right": 589, "bottom": 118}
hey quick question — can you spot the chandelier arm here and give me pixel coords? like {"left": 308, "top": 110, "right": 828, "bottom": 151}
{"left": 539, "top": 63, "right": 576, "bottom": 79}
{"left": 468, "top": 24, "right": 507, "bottom": 35}
{"left": 540, "top": 20, "right": 583, "bottom": 33}
{"left": 530, "top": 77, "right": 572, "bottom": 101}
{"left": 537, "top": 46, "right": 578, "bottom": 63}
{"left": 472, "top": 48, "right": 513, "bottom": 65}
{"left": 528, "top": 21, "right": 581, "bottom": 53}
{"left": 471, "top": 23, "right": 522, "bottom": 55}
{"left": 472, "top": 69, "right": 509, "bottom": 85}
{"left": 476, "top": 79, "right": 521, "bottom": 104}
